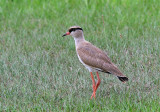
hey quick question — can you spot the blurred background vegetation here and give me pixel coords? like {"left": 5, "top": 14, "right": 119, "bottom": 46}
{"left": 0, "top": 0, "right": 160, "bottom": 111}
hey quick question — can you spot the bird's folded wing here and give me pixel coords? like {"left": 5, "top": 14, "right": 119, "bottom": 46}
{"left": 77, "top": 42, "right": 125, "bottom": 77}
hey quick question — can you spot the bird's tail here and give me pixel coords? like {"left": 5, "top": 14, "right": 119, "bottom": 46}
{"left": 117, "top": 76, "right": 128, "bottom": 82}
{"left": 102, "top": 63, "right": 129, "bottom": 82}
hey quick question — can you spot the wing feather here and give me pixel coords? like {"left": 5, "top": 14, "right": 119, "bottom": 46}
{"left": 77, "top": 42, "right": 125, "bottom": 77}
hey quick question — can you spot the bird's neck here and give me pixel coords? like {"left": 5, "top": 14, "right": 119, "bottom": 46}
{"left": 74, "top": 36, "right": 85, "bottom": 47}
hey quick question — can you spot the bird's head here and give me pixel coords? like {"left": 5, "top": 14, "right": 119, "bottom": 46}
{"left": 62, "top": 26, "right": 83, "bottom": 38}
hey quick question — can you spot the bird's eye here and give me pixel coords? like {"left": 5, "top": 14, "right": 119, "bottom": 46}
{"left": 69, "top": 28, "right": 75, "bottom": 33}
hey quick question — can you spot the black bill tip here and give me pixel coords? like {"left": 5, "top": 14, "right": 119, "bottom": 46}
{"left": 62, "top": 34, "right": 67, "bottom": 37}
{"left": 62, "top": 32, "right": 70, "bottom": 37}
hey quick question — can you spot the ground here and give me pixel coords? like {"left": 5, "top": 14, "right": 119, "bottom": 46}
{"left": 0, "top": 0, "right": 160, "bottom": 111}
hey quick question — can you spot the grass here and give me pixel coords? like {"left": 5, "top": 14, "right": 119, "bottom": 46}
{"left": 0, "top": 0, "right": 160, "bottom": 111}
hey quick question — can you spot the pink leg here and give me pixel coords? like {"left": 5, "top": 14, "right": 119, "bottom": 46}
{"left": 90, "top": 72, "right": 96, "bottom": 99}
{"left": 91, "top": 72, "right": 101, "bottom": 99}
{"left": 95, "top": 72, "right": 101, "bottom": 91}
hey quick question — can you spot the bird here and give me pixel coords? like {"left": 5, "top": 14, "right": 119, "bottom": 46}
{"left": 62, "top": 26, "right": 128, "bottom": 99}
